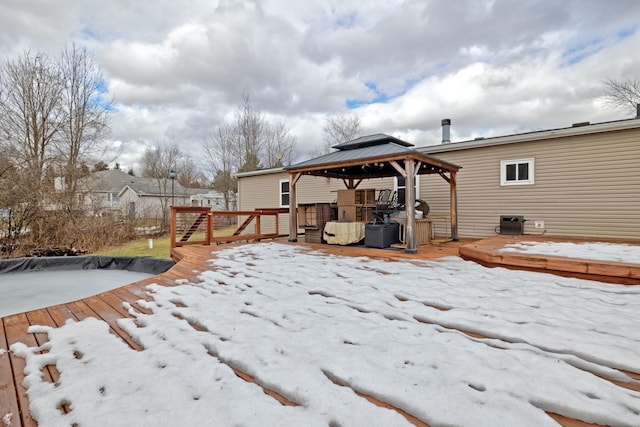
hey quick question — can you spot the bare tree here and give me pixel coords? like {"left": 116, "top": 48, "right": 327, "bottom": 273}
{"left": 0, "top": 46, "right": 114, "bottom": 249}
{"left": 93, "top": 161, "right": 110, "bottom": 172}
{"left": 236, "top": 94, "right": 266, "bottom": 172}
{"left": 0, "top": 51, "right": 64, "bottom": 181}
{"left": 203, "top": 94, "right": 299, "bottom": 210}
{"left": 321, "top": 111, "right": 361, "bottom": 153}
{"left": 140, "top": 141, "right": 181, "bottom": 229}
{"left": 603, "top": 78, "right": 640, "bottom": 115}
{"left": 56, "top": 44, "right": 112, "bottom": 201}
{"left": 140, "top": 140, "right": 206, "bottom": 228}
{"left": 177, "top": 157, "right": 207, "bottom": 188}
{"left": 204, "top": 124, "right": 238, "bottom": 210}
{"left": 141, "top": 141, "right": 182, "bottom": 179}
{"left": 0, "top": 51, "right": 66, "bottom": 240}
{"left": 263, "top": 122, "right": 296, "bottom": 168}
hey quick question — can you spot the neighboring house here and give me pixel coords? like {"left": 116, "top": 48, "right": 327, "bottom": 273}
{"left": 190, "top": 191, "right": 231, "bottom": 210}
{"left": 77, "top": 169, "right": 221, "bottom": 219}
{"left": 236, "top": 116, "right": 640, "bottom": 240}
{"left": 118, "top": 179, "right": 209, "bottom": 219}
{"left": 76, "top": 169, "right": 137, "bottom": 215}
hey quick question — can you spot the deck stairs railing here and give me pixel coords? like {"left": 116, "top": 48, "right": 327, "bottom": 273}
{"left": 170, "top": 206, "right": 289, "bottom": 249}
{"left": 180, "top": 212, "right": 208, "bottom": 242}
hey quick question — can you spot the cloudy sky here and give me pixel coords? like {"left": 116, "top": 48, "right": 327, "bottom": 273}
{"left": 1, "top": 0, "right": 639, "bottom": 173}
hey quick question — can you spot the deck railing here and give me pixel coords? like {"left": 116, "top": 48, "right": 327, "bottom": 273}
{"left": 170, "top": 206, "right": 289, "bottom": 248}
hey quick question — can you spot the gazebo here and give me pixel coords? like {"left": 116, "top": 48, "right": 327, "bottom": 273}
{"left": 285, "top": 134, "right": 461, "bottom": 253}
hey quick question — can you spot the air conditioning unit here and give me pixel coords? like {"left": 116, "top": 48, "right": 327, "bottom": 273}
{"left": 499, "top": 215, "right": 524, "bottom": 235}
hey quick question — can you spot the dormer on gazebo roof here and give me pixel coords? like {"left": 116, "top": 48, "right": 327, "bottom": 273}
{"left": 332, "top": 133, "right": 413, "bottom": 150}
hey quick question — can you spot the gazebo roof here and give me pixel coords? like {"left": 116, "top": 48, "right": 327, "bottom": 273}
{"left": 286, "top": 133, "right": 460, "bottom": 180}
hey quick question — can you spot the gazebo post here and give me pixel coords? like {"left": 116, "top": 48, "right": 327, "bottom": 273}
{"left": 288, "top": 172, "right": 301, "bottom": 242}
{"left": 404, "top": 159, "right": 417, "bottom": 254}
{"left": 450, "top": 170, "right": 459, "bottom": 241}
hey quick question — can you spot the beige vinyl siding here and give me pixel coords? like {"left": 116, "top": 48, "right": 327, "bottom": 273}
{"left": 422, "top": 127, "right": 640, "bottom": 239}
{"left": 236, "top": 171, "right": 285, "bottom": 235}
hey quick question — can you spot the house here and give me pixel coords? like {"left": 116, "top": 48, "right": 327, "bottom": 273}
{"left": 190, "top": 191, "right": 231, "bottom": 210}
{"left": 236, "top": 116, "right": 640, "bottom": 241}
{"left": 118, "top": 179, "right": 209, "bottom": 219}
{"left": 77, "top": 169, "right": 223, "bottom": 220}
{"left": 76, "top": 169, "right": 137, "bottom": 215}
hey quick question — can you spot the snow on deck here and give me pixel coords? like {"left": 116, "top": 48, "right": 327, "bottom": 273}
{"left": 9, "top": 242, "right": 640, "bottom": 426}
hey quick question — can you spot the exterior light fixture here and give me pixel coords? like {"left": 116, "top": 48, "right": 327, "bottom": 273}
{"left": 169, "top": 169, "right": 176, "bottom": 206}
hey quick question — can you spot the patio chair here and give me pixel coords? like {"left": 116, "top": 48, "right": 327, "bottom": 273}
{"left": 364, "top": 189, "right": 398, "bottom": 224}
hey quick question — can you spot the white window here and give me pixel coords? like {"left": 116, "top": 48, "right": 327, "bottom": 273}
{"left": 394, "top": 175, "right": 420, "bottom": 205}
{"left": 500, "top": 158, "right": 534, "bottom": 186}
{"left": 279, "top": 180, "right": 290, "bottom": 207}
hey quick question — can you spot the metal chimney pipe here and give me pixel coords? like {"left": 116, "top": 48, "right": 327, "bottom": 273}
{"left": 441, "top": 118, "right": 451, "bottom": 144}
{"left": 636, "top": 103, "right": 640, "bottom": 118}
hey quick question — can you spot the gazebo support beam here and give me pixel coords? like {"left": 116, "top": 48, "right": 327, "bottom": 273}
{"left": 404, "top": 159, "right": 417, "bottom": 254}
{"left": 288, "top": 172, "right": 302, "bottom": 242}
{"left": 389, "top": 161, "right": 406, "bottom": 177}
{"left": 450, "top": 171, "right": 459, "bottom": 241}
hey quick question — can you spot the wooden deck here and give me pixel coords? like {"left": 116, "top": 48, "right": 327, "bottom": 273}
{"left": 1, "top": 237, "right": 638, "bottom": 426}
{"left": 460, "top": 234, "right": 640, "bottom": 285}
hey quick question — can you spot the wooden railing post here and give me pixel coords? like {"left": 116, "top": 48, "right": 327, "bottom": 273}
{"left": 256, "top": 212, "right": 261, "bottom": 237}
{"left": 170, "top": 206, "right": 177, "bottom": 249}
{"left": 206, "top": 210, "right": 212, "bottom": 245}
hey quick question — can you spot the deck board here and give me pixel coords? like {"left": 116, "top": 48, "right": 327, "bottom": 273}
{"left": 82, "top": 296, "right": 143, "bottom": 351}
{"left": 24, "top": 310, "right": 61, "bottom": 384}
{"left": 3, "top": 314, "right": 40, "bottom": 427}
{"left": 2, "top": 237, "right": 636, "bottom": 426}
{"left": 45, "top": 304, "right": 79, "bottom": 327}
{"left": 0, "top": 316, "right": 22, "bottom": 427}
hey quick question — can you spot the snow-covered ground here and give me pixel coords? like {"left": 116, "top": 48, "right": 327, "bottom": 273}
{"left": 9, "top": 243, "right": 640, "bottom": 426}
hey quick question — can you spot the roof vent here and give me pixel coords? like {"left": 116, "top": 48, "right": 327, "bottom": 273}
{"left": 441, "top": 119, "right": 451, "bottom": 144}
{"left": 572, "top": 121, "right": 590, "bottom": 127}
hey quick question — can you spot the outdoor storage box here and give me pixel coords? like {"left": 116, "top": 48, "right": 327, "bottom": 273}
{"left": 364, "top": 223, "right": 400, "bottom": 249}
{"left": 304, "top": 228, "right": 323, "bottom": 244}
{"left": 298, "top": 203, "right": 336, "bottom": 229}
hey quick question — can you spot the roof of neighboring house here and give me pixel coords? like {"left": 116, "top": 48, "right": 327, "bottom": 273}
{"left": 421, "top": 117, "right": 640, "bottom": 155}
{"left": 77, "top": 169, "right": 139, "bottom": 193}
{"left": 76, "top": 169, "right": 209, "bottom": 197}
{"left": 118, "top": 179, "right": 206, "bottom": 197}
{"left": 190, "top": 191, "right": 226, "bottom": 199}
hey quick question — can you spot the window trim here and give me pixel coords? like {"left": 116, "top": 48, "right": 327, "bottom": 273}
{"left": 500, "top": 158, "right": 535, "bottom": 186}
{"left": 279, "top": 179, "right": 290, "bottom": 207}
{"left": 394, "top": 175, "right": 421, "bottom": 204}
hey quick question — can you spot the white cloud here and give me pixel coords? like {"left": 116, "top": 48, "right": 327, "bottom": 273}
{"left": 1, "top": 0, "right": 640, "bottom": 170}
